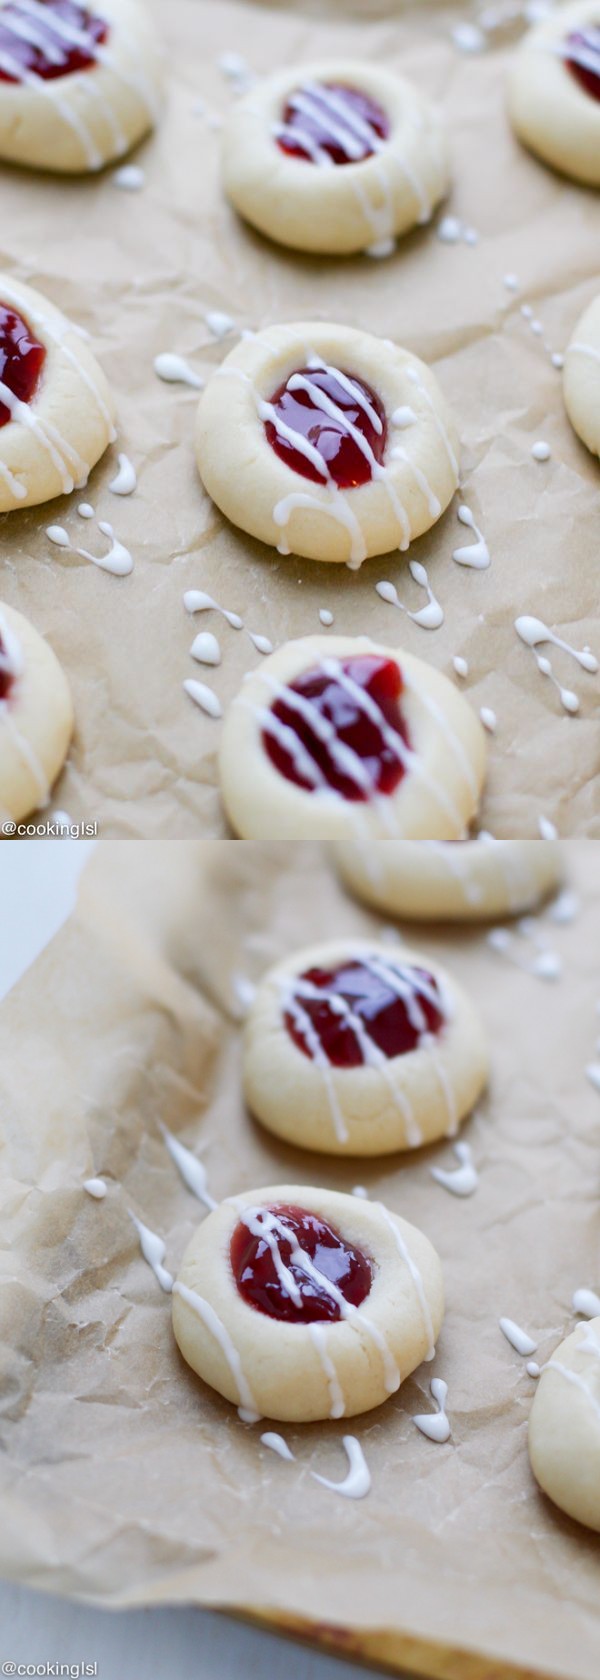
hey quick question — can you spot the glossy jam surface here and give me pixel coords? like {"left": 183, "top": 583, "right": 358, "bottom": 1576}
{"left": 265, "top": 364, "right": 386, "bottom": 489}
{"left": 277, "top": 81, "right": 390, "bottom": 166}
{"left": 0, "top": 639, "right": 13, "bottom": 703}
{"left": 230, "top": 1202, "right": 373, "bottom": 1322}
{"left": 0, "top": 304, "right": 46, "bottom": 428}
{"left": 285, "top": 958, "right": 445, "bottom": 1067}
{"left": 262, "top": 653, "right": 410, "bottom": 802}
{"left": 564, "top": 27, "right": 600, "bottom": 101}
{"left": 0, "top": 0, "right": 108, "bottom": 83}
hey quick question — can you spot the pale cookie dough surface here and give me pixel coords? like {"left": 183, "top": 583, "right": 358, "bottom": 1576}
{"left": 0, "top": 273, "right": 116, "bottom": 513}
{"left": 242, "top": 938, "right": 488, "bottom": 1156}
{"left": 507, "top": 1, "right": 600, "bottom": 186}
{"left": 195, "top": 320, "right": 459, "bottom": 566}
{"left": 172, "top": 1184, "right": 445, "bottom": 1423}
{"left": 0, "top": 599, "right": 73, "bottom": 820}
{"left": 221, "top": 59, "right": 449, "bottom": 255}
{"left": 529, "top": 1317, "right": 600, "bottom": 1533}
{"left": 218, "top": 634, "right": 486, "bottom": 842}
{"left": 563, "top": 293, "right": 600, "bottom": 457}
{"left": 0, "top": 0, "right": 162, "bottom": 174}
{"left": 333, "top": 838, "right": 564, "bottom": 922}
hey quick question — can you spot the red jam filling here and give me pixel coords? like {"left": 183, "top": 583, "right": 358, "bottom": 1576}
{"left": 277, "top": 81, "right": 390, "bottom": 166}
{"left": 0, "top": 640, "right": 13, "bottom": 703}
{"left": 564, "top": 27, "right": 600, "bottom": 101}
{"left": 230, "top": 1202, "right": 373, "bottom": 1322}
{"left": 262, "top": 653, "right": 410, "bottom": 802}
{"left": 265, "top": 364, "right": 386, "bottom": 490}
{"left": 0, "top": 0, "right": 108, "bottom": 83}
{"left": 285, "top": 958, "right": 445, "bottom": 1067}
{"left": 0, "top": 304, "right": 46, "bottom": 428}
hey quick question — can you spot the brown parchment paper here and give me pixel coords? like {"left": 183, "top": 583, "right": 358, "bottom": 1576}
{"left": 0, "top": 0, "right": 599, "bottom": 838}
{"left": 1, "top": 839, "right": 599, "bottom": 1680}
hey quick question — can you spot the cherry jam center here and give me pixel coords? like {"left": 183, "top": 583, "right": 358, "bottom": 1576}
{"left": 230, "top": 1203, "right": 373, "bottom": 1323}
{"left": 0, "top": 0, "right": 108, "bottom": 84}
{"left": 285, "top": 958, "right": 445, "bottom": 1067}
{"left": 564, "top": 27, "right": 600, "bottom": 101}
{"left": 262, "top": 653, "right": 411, "bottom": 802}
{"left": 0, "top": 639, "right": 13, "bottom": 703}
{"left": 0, "top": 304, "right": 46, "bottom": 428}
{"left": 277, "top": 81, "right": 390, "bottom": 167}
{"left": 265, "top": 364, "right": 387, "bottom": 490}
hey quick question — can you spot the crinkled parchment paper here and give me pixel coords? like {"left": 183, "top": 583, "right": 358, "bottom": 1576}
{"left": 0, "top": 840, "right": 598, "bottom": 1680}
{"left": 0, "top": 1, "right": 598, "bottom": 837}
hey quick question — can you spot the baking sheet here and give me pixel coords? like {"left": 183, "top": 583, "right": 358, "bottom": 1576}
{"left": 0, "top": 839, "right": 598, "bottom": 1680}
{"left": 0, "top": 0, "right": 598, "bottom": 836}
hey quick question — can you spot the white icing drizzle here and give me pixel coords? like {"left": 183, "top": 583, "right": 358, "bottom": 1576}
{"left": 453, "top": 655, "right": 468, "bottom": 678}
{"left": 109, "top": 452, "right": 137, "bottom": 495}
{"left": 543, "top": 1323, "right": 600, "bottom": 1424}
{"left": 499, "top": 1316, "right": 537, "bottom": 1356}
{"left": 488, "top": 924, "right": 562, "bottom": 982}
{"left": 278, "top": 975, "right": 349, "bottom": 1142}
{"left": 191, "top": 630, "right": 221, "bottom": 666}
{"left": 375, "top": 561, "right": 443, "bottom": 631}
{"left": 183, "top": 678, "right": 222, "bottom": 718}
{"left": 413, "top": 1378, "right": 451, "bottom": 1442}
{"left": 183, "top": 589, "right": 243, "bottom": 630}
{"left": 205, "top": 310, "right": 235, "bottom": 340}
{"left": 451, "top": 22, "right": 485, "bottom": 53}
{"left": 480, "top": 707, "right": 496, "bottom": 734}
{"left": 130, "top": 1214, "right": 173, "bottom": 1293}
{"left": 0, "top": 457, "right": 26, "bottom": 500}
{"left": 154, "top": 353, "right": 204, "bottom": 389}
{"left": 232, "top": 972, "right": 256, "bottom": 1013}
{"left": 548, "top": 889, "right": 579, "bottom": 924}
{"left": 112, "top": 164, "right": 145, "bottom": 191}
{"left": 0, "top": 611, "right": 24, "bottom": 685}
{"left": 0, "top": 613, "right": 50, "bottom": 808}
{"left": 538, "top": 815, "right": 557, "bottom": 839}
{"left": 392, "top": 405, "right": 417, "bottom": 428}
{"left": 568, "top": 340, "right": 600, "bottom": 367}
{"left": 173, "top": 1279, "right": 261, "bottom": 1420}
{"left": 430, "top": 1140, "right": 478, "bottom": 1197}
{"left": 515, "top": 615, "right": 598, "bottom": 716}
{"left": 160, "top": 1124, "right": 217, "bottom": 1210}
{"left": 0, "top": 374, "right": 84, "bottom": 494}
{"left": 261, "top": 1432, "right": 295, "bottom": 1461}
{"left": 308, "top": 1322, "right": 346, "bottom": 1418}
{"left": 311, "top": 1436, "right": 371, "bottom": 1500}
{"left": 376, "top": 1201, "right": 436, "bottom": 1358}
{"left": 83, "top": 1176, "right": 107, "bottom": 1199}
{"left": 0, "top": 279, "right": 116, "bottom": 452}
{"left": 47, "top": 520, "right": 133, "bottom": 576}
{"left": 248, "top": 630, "right": 273, "bottom": 655}
{"left": 573, "top": 1288, "right": 600, "bottom": 1319}
{"left": 452, "top": 505, "right": 490, "bottom": 570}
{"left": 405, "top": 365, "right": 459, "bottom": 480}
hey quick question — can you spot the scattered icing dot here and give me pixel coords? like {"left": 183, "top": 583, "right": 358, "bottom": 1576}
{"left": 190, "top": 630, "right": 221, "bottom": 666}
{"left": 480, "top": 707, "right": 496, "bottom": 733}
{"left": 530, "top": 320, "right": 543, "bottom": 336}
{"left": 521, "top": 304, "right": 533, "bottom": 320}
{"left": 311, "top": 1436, "right": 371, "bottom": 1500}
{"left": 183, "top": 678, "right": 222, "bottom": 718}
{"left": 109, "top": 452, "right": 137, "bottom": 495}
{"left": 430, "top": 1141, "right": 478, "bottom": 1197}
{"left": 375, "top": 564, "right": 444, "bottom": 630}
{"left": 319, "top": 608, "right": 334, "bottom": 627}
{"left": 551, "top": 352, "right": 564, "bottom": 370}
{"left": 77, "top": 503, "right": 94, "bottom": 519}
{"left": 87, "top": 522, "right": 133, "bottom": 577}
{"left": 160, "top": 1124, "right": 217, "bottom": 1210}
{"left": 248, "top": 631, "right": 273, "bottom": 655}
{"left": 437, "top": 215, "right": 462, "bottom": 244}
{"left": 573, "top": 1287, "right": 600, "bottom": 1318}
{"left": 503, "top": 273, "right": 519, "bottom": 292}
{"left": 352, "top": 1185, "right": 369, "bottom": 1199}
{"left": 499, "top": 1317, "right": 537, "bottom": 1356}
{"left": 585, "top": 1062, "right": 600, "bottom": 1094}
{"left": 83, "top": 1177, "right": 107, "bottom": 1199}
{"left": 154, "top": 353, "right": 204, "bottom": 389}
{"left": 538, "top": 815, "right": 557, "bottom": 839}
{"left": 365, "top": 238, "right": 396, "bottom": 259}
{"left": 413, "top": 1378, "right": 451, "bottom": 1443}
{"left": 548, "top": 889, "right": 579, "bottom": 924}
{"left": 183, "top": 589, "right": 244, "bottom": 630}
{"left": 453, "top": 655, "right": 469, "bottom": 678}
{"left": 515, "top": 615, "right": 598, "bottom": 715}
{"left": 112, "top": 164, "right": 145, "bottom": 191}
{"left": 463, "top": 226, "right": 478, "bottom": 246}
{"left": 527, "top": 1361, "right": 541, "bottom": 1378}
{"left": 488, "top": 924, "right": 561, "bottom": 981}
{"left": 452, "top": 505, "right": 490, "bottom": 569}
{"left": 451, "top": 22, "right": 485, "bottom": 52}
{"left": 130, "top": 1214, "right": 173, "bottom": 1293}
{"left": 46, "top": 525, "right": 70, "bottom": 547}
{"left": 205, "top": 310, "right": 235, "bottom": 339}
{"left": 531, "top": 440, "right": 551, "bottom": 462}
{"left": 217, "top": 51, "right": 250, "bottom": 79}
{"left": 261, "top": 1432, "right": 295, "bottom": 1461}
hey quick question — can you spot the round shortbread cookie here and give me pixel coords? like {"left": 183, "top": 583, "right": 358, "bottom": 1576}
{"left": 507, "top": 2, "right": 600, "bottom": 186}
{"left": 219, "top": 635, "right": 486, "bottom": 842}
{"left": 0, "top": 273, "right": 116, "bottom": 513}
{"left": 242, "top": 938, "right": 488, "bottom": 1156}
{"left": 221, "top": 59, "right": 449, "bottom": 256}
{"left": 563, "top": 294, "right": 600, "bottom": 458}
{"left": 172, "top": 1184, "right": 445, "bottom": 1423}
{"left": 333, "top": 839, "right": 564, "bottom": 922}
{"left": 0, "top": 0, "right": 162, "bottom": 175}
{"left": 0, "top": 600, "right": 73, "bottom": 819}
{"left": 196, "top": 320, "right": 459, "bottom": 567}
{"left": 529, "top": 1317, "right": 600, "bottom": 1532}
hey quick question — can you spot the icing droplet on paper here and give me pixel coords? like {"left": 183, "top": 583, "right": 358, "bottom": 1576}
{"left": 160, "top": 1124, "right": 217, "bottom": 1210}
{"left": 205, "top": 310, "right": 235, "bottom": 340}
{"left": 480, "top": 707, "right": 496, "bottom": 733}
{"left": 109, "top": 453, "right": 137, "bottom": 495}
{"left": 184, "top": 590, "right": 244, "bottom": 630}
{"left": 154, "top": 353, "right": 204, "bottom": 389}
{"left": 452, "top": 505, "right": 490, "bottom": 570}
{"left": 261, "top": 1432, "right": 295, "bottom": 1461}
{"left": 319, "top": 608, "right": 334, "bottom": 627}
{"left": 573, "top": 1287, "right": 600, "bottom": 1319}
{"left": 531, "top": 440, "right": 551, "bottom": 462}
{"left": 83, "top": 1177, "right": 107, "bottom": 1199}
{"left": 130, "top": 1214, "right": 173, "bottom": 1293}
{"left": 431, "top": 1140, "right": 478, "bottom": 1197}
{"left": 183, "top": 678, "right": 222, "bottom": 719}
{"left": 453, "top": 656, "right": 468, "bottom": 678}
{"left": 413, "top": 1378, "right": 451, "bottom": 1442}
{"left": 190, "top": 630, "right": 221, "bottom": 666}
{"left": 311, "top": 1436, "right": 371, "bottom": 1499}
{"left": 499, "top": 1317, "right": 537, "bottom": 1356}
{"left": 112, "top": 164, "right": 145, "bottom": 191}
